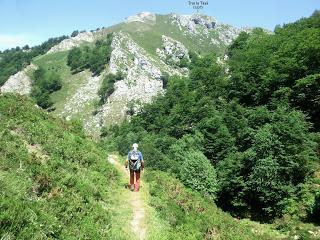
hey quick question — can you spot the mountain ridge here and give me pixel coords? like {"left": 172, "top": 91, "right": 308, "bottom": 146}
{"left": 0, "top": 12, "right": 251, "bottom": 136}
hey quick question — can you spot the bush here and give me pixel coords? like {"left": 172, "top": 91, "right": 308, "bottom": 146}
{"left": 98, "top": 71, "right": 124, "bottom": 105}
{"left": 179, "top": 150, "right": 217, "bottom": 199}
{"left": 30, "top": 67, "right": 62, "bottom": 109}
{"left": 217, "top": 106, "right": 318, "bottom": 221}
{"left": 145, "top": 170, "right": 280, "bottom": 240}
{"left": 0, "top": 94, "right": 118, "bottom": 239}
{"left": 67, "top": 33, "right": 113, "bottom": 76}
{"left": 0, "top": 35, "right": 67, "bottom": 86}
{"left": 309, "top": 194, "right": 320, "bottom": 223}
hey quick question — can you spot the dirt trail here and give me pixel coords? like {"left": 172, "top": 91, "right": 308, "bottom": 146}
{"left": 108, "top": 154, "right": 146, "bottom": 240}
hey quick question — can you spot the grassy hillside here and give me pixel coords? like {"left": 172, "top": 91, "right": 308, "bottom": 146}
{"left": 145, "top": 170, "right": 285, "bottom": 240}
{"left": 0, "top": 13, "right": 235, "bottom": 137}
{"left": 32, "top": 52, "right": 92, "bottom": 116}
{"left": 0, "top": 94, "right": 286, "bottom": 240}
{"left": 0, "top": 94, "right": 118, "bottom": 239}
{"left": 101, "top": 14, "right": 224, "bottom": 58}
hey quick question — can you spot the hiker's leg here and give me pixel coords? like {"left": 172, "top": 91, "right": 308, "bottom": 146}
{"left": 130, "top": 170, "right": 134, "bottom": 190}
{"left": 134, "top": 170, "right": 141, "bottom": 192}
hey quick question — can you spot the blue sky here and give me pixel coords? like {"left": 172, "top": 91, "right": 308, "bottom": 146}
{"left": 0, "top": 0, "right": 319, "bottom": 50}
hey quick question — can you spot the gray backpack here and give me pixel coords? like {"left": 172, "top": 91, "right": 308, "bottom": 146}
{"left": 129, "top": 151, "right": 141, "bottom": 171}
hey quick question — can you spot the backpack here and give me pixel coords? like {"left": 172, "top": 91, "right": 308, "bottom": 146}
{"left": 129, "top": 151, "right": 141, "bottom": 171}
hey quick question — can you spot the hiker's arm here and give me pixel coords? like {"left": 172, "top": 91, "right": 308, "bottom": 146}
{"left": 125, "top": 152, "right": 129, "bottom": 168}
{"left": 140, "top": 152, "right": 144, "bottom": 170}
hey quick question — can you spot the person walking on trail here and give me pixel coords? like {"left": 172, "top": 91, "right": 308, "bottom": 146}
{"left": 125, "top": 143, "right": 144, "bottom": 192}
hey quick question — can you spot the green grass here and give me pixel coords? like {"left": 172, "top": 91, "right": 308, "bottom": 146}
{"left": 99, "top": 14, "right": 224, "bottom": 60}
{"left": 32, "top": 52, "right": 91, "bottom": 115}
{"left": 123, "top": 15, "right": 223, "bottom": 57}
{"left": 144, "top": 170, "right": 286, "bottom": 240}
{"left": 0, "top": 94, "right": 120, "bottom": 239}
{"left": 108, "top": 154, "right": 173, "bottom": 240}
{"left": 1, "top": 95, "right": 316, "bottom": 239}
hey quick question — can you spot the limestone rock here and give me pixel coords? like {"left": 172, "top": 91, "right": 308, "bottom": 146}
{"left": 170, "top": 13, "right": 217, "bottom": 34}
{"left": 156, "top": 35, "right": 190, "bottom": 65}
{"left": 125, "top": 12, "right": 156, "bottom": 23}
{"left": 60, "top": 74, "right": 101, "bottom": 119}
{"left": 47, "top": 32, "right": 95, "bottom": 54}
{"left": 0, "top": 64, "right": 37, "bottom": 95}
{"left": 95, "top": 31, "right": 175, "bottom": 127}
{"left": 170, "top": 13, "right": 244, "bottom": 46}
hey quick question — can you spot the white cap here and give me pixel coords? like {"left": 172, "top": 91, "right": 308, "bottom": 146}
{"left": 132, "top": 143, "right": 138, "bottom": 148}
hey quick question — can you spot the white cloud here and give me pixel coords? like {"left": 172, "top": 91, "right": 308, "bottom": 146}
{"left": 0, "top": 34, "right": 40, "bottom": 51}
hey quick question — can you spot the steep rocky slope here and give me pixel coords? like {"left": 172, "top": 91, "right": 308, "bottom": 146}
{"left": 1, "top": 12, "right": 249, "bottom": 136}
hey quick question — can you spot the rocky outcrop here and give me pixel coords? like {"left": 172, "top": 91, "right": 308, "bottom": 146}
{"left": 170, "top": 13, "right": 217, "bottom": 34}
{"left": 215, "top": 24, "right": 244, "bottom": 45}
{"left": 156, "top": 35, "right": 190, "bottom": 65}
{"left": 109, "top": 31, "right": 166, "bottom": 79}
{"left": 94, "top": 74, "right": 163, "bottom": 127}
{"left": 170, "top": 13, "right": 243, "bottom": 46}
{"left": 94, "top": 31, "right": 180, "bottom": 128}
{"left": 47, "top": 32, "right": 95, "bottom": 54}
{"left": 60, "top": 74, "right": 101, "bottom": 121}
{"left": 0, "top": 64, "right": 37, "bottom": 95}
{"left": 125, "top": 12, "right": 156, "bottom": 23}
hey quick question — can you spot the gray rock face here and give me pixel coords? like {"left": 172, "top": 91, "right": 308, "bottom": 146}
{"left": 170, "top": 13, "right": 244, "bottom": 46}
{"left": 47, "top": 32, "right": 95, "bottom": 54}
{"left": 95, "top": 31, "right": 169, "bottom": 127}
{"left": 156, "top": 35, "right": 190, "bottom": 65}
{"left": 191, "top": 16, "right": 216, "bottom": 29}
{"left": 60, "top": 74, "right": 102, "bottom": 121}
{"left": 0, "top": 64, "right": 37, "bottom": 95}
{"left": 170, "top": 13, "right": 217, "bottom": 34}
{"left": 125, "top": 12, "right": 156, "bottom": 23}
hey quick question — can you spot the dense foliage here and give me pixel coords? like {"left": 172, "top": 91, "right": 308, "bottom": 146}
{"left": 103, "top": 12, "right": 320, "bottom": 222}
{"left": 227, "top": 10, "right": 320, "bottom": 130}
{"left": 145, "top": 170, "right": 283, "bottom": 239}
{"left": 0, "top": 94, "right": 118, "bottom": 239}
{"left": 98, "top": 71, "right": 124, "bottom": 105}
{"left": 0, "top": 36, "right": 67, "bottom": 87}
{"left": 30, "top": 67, "right": 62, "bottom": 109}
{"left": 67, "top": 33, "right": 113, "bottom": 76}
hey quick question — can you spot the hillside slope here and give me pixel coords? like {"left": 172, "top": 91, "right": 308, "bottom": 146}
{"left": 0, "top": 94, "right": 287, "bottom": 240}
{"left": 0, "top": 12, "right": 247, "bottom": 136}
{"left": 0, "top": 94, "right": 119, "bottom": 239}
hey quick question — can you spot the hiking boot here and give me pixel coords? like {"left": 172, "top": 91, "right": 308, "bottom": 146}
{"left": 130, "top": 184, "right": 135, "bottom": 191}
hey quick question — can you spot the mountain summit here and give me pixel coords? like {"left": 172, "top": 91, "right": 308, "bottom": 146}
{"left": 0, "top": 12, "right": 248, "bottom": 136}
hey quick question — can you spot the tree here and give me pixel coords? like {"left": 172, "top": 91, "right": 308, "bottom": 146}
{"left": 30, "top": 67, "right": 62, "bottom": 109}
{"left": 179, "top": 150, "right": 218, "bottom": 200}
{"left": 217, "top": 106, "right": 317, "bottom": 220}
{"left": 291, "top": 73, "right": 320, "bottom": 131}
{"left": 71, "top": 30, "right": 79, "bottom": 37}
{"left": 98, "top": 74, "right": 117, "bottom": 105}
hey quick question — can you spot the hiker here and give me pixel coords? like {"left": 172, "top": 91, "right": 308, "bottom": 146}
{"left": 125, "top": 143, "right": 144, "bottom": 192}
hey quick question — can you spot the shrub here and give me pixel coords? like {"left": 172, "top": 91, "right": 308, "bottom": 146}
{"left": 179, "top": 150, "right": 218, "bottom": 199}
{"left": 98, "top": 71, "right": 124, "bottom": 105}
{"left": 30, "top": 67, "right": 62, "bottom": 109}
{"left": 0, "top": 94, "right": 118, "bottom": 239}
{"left": 67, "top": 33, "right": 113, "bottom": 76}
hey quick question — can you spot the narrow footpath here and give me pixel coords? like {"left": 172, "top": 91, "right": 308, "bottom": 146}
{"left": 108, "top": 154, "right": 147, "bottom": 240}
